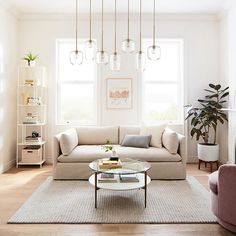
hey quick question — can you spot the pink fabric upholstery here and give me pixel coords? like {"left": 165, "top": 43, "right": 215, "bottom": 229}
{"left": 209, "top": 164, "right": 236, "bottom": 233}
{"left": 209, "top": 171, "right": 218, "bottom": 194}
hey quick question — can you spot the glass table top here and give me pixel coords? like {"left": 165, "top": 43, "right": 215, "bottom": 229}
{"left": 89, "top": 157, "right": 151, "bottom": 175}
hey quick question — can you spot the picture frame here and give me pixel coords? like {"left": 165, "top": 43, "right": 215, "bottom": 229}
{"left": 106, "top": 78, "right": 132, "bottom": 109}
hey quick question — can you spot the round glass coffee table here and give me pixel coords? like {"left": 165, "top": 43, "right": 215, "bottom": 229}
{"left": 89, "top": 158, "right": 151, "bottom": 208}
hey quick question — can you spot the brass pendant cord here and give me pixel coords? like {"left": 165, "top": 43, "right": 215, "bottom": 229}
{"left": 101, "top": 0, "right": 104, "bottom": 52}
{"left": 127, "top": 0, "right": 130, "bottom": 40}
{"left": 153, "top": 0, "right": 156, "bottom": 46}
{"left": 139, "top": 0, "right": 142, "bottom": 52}
{"left": 114, "top": 0, "right": 117, "bottom": 53}
{"left": 75, "top": 0, "right": 78, "bottom": 52}
{"left": 89, "top": 0, "right": 92, "bottom": 41}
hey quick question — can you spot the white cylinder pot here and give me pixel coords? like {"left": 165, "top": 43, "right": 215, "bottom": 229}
{"left": 29, "top": 61, "right": 36, "bottom": 67}
{"left": 197, "top": 143, "right": 219, "bottom": 162}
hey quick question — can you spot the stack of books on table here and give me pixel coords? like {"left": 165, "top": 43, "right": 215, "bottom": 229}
{"left": 98, "top": 173, "right": 117, "bottom": 183}
{"left": 99, "top": 158, "right": 122, "bottom": 169}
{"left": 119, "top": 174, "right": 139, "bottom": 183}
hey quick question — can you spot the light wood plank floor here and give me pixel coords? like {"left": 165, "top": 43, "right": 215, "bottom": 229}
{"left": 0, "top": 164, "right": 234, "bottom": 236}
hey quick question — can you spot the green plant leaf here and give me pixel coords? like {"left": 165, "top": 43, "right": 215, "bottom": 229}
{"left": 215, "top": 84, "right": 221, "bottom": 90}
{"left": 204, "top": 89, "right": 215, "bottom": 93}
{"left": 219, "top": 87, "right": 229, "bottom": 94}
{"left": 198, "top": 99, "right": 208, "bottom": 103}
{"left": 209, "top": 84, "right": 216, "bottom": 89}
{"left": 220, "top": 92, "right": 229, "bottom": 99}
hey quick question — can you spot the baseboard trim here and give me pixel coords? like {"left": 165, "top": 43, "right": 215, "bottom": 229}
{"left": 45, "top": 157, "right": 52, "bottom": 164}
{"left": 0, "top": 159, "right": 16, "bottom": 174}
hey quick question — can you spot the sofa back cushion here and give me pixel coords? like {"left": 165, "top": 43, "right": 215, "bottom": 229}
{"left": 76, "top": 126, "right": 119, "bottom": 145}
{"left": 119, "top": 126, "right": 140, "bottom": 144}
{"left": 162, "top": 128, "right": 179, "bottom": 154}
{"left": 60, "top": 128, "right": 78, "bottom": 155}
{"left": 140, "top": 124, "right": 166, "bottom": 148}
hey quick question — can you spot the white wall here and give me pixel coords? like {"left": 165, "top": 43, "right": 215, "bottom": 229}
{"left": 218, "top": 11, "right": 229, "bottom": 164}
{"left": 0, "top": 4, "right": 18, "bottom": 173}
{"left": 18, "top": 13, "right": 221, "bottom": 163}
{"left": 220, "top": 4, "right": 236, "bottom": 164}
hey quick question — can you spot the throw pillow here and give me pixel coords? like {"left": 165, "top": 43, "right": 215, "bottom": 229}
{"left": 121, "top": 135, "right": 152, "bottom": 148}
{"left": 140, "top": 124, "right": 166, "bottom": 148}
{"left": 162, "top": 128, "right": 179, "bottom": 154}
{"left": 60, "top": 128, "right": 78, "bottom": 155}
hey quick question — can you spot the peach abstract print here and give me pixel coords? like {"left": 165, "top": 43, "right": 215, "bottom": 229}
{"left": 107, "top": 78, "right": 132, "bottom": 109}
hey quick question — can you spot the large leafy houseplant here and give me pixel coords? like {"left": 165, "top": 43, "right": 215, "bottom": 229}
{"left": 185, "top": 84, "right": 229, "bottom": 145}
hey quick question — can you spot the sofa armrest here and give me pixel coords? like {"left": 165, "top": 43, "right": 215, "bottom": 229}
{"left": 177, "top": 133, "right": 187, "bottom": 164}
{"left": 218, "top": 164, "right": 236, "bottom": 224}
{"left": 218, "top": 164, "right": 236, "bottom": 189}
{"left": 53, "top": 134, "right": 62, "bottom": 167}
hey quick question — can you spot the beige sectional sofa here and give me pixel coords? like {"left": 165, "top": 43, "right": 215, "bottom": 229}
{"left": 53, "top": 126, "right": 187, "bottom": 180}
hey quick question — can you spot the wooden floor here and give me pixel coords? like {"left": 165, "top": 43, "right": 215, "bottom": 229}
{"left": 0, "top": 164, "right": 234, "bottom": 236}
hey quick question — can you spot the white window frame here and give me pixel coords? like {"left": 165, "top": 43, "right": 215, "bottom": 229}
{"left": 56, "top": 39, "right": 98, "bottom": 126}
{"left": 141, "top": 38, "right": 184, "bottom": 124}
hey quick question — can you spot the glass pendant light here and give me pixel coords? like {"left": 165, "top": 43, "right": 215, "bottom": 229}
{"left": 96, "top": 0, "right": 109, "bottom": 65}
{"left": 147, "top": 0, "right": 161, "bottom": 60}
{"left": 122, "top": 0, "right": 135, "bottom": 53}
{"left": 70, "top": 0, "right": 83, "bottom": 65}
{"left": 85, "top": 0, "right": 96, "bottom": 60}
{"left": 110, "top": 0, "right": 121, "bottom": 71}
{"left": 136, "top": 0, "right": 146, "bottom": 71}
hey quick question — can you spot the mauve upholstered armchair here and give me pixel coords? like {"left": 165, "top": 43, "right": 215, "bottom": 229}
{"left": 209, "top": 164, "right": 236, "bottom": 233}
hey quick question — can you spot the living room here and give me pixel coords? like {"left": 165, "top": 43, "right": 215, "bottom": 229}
{"left": 0, "top": 0, "right": 236, "bottom": 235}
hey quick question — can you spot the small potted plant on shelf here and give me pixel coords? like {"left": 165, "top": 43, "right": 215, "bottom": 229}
{"left": 22, "top": 52, "right": 38, "bottom": 67}
{"left": 185, "top": 83, "right": 229, "bottom": 166}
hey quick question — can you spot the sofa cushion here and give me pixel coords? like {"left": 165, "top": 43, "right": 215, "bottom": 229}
{"left": 116, "top": 146, "right": 181, "bottom": 162}
{"left": 57, "top": 145, "right": 182, "bottom": 163}
{"left": 162, "top": 128, "right": 179, "bottom": 154}
{"left": 209, "top": 171, "right": 218, "bottom": 194}
{"left": 122, "top": 135, "right": 152, "bottom": 148}
{"left": 58, "top": 145, "right": 110, "bottom": 163}
{"left": 119, "top": 126, "right": 140, "bottom": 144}
{"left": 75, "top": 126, "right": 119, "bottom": 145}
{"left": 140, "top": 124, "right": 166, "bottom": 148}
{"left": 59, "top": 128, "right": 78, "bottom": 156}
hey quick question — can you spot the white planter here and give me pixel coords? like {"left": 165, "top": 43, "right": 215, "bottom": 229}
{"left": 197, "top": 143, "right": 219, "bottom": 162}
{"left": 28, "top": 61, "right": 36, "bottom": 67}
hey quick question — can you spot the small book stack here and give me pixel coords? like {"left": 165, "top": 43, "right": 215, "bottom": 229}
{"left": 119, "top": 174, "right": 139, "bottom": 183}
{"left": 99, "top": 158, "right": 122, "bottom": 169}
{"left": 25, "top": 136, "right": 42, "bottom": 143}
{"left": 98, "top": 173, "right": 117, "bottom": 183}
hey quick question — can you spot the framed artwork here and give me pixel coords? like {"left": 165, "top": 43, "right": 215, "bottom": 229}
{"left": 106, "top": 78, "right": 132, "bottom": 109}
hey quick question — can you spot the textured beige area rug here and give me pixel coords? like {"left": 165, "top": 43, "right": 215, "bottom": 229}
{"left": 8, "top": 176, "right": 216, "bottom": 224}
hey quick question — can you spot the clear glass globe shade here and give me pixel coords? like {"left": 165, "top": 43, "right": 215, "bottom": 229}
{"left": 96, "top": 51, "right": 109, "bottom": 65}
{"left": 110, "top": 53, "right": 121, "bottom": 71}
{"left": 122, "top": 39, "right": 136, "bottom": 53}
{"left": 85, "top": 40, "right": 96, "bottom": 60}
{"left": 69, "top": 50, "right": 83, "bottom": 65}
{"left": 147, "top": 45, "right": 161, "bottom": 61}
{"left": 136, "top": 51, "right": 146, "bottom": 72}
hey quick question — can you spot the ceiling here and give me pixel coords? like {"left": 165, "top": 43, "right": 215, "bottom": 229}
{"left": 2, "top": 0, "right": 230, "bottom": 14}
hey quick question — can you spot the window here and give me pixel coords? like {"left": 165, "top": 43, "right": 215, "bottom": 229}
{"left": 142, "top": 39, "right": 183, "bottom": 124}
{"left": 56, "top": 39, "right": 97, "bottom": 125}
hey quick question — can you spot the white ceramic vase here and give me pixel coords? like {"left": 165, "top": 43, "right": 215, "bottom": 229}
{"left": 111, "top": 148, "right": 118, "bottom": 157}
{"left": 29, "top": 61, "right": 36, "bottom": 67}
{"left": 197, "top": 143, "right": 219, "bottom": 162}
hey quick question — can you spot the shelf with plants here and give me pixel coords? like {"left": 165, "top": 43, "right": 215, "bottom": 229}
{"left": 17, "top": 61, "right": 47, "bottom": 168}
